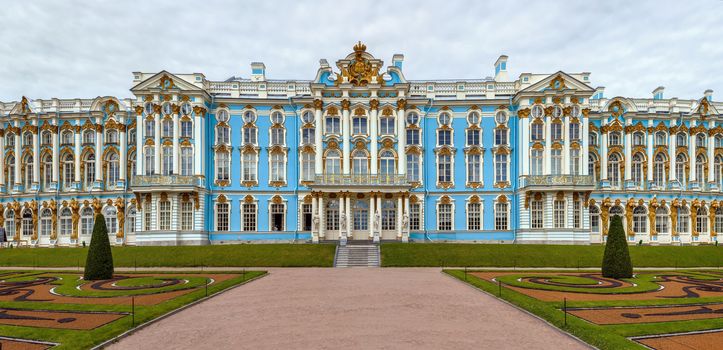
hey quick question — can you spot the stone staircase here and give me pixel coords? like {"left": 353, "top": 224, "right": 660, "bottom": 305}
{"left": 334, "top": 244, "right": 380, "bottom": 267}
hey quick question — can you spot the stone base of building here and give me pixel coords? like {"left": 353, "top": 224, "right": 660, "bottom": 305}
{"left": 134, "top": 231, "right": 210, "bottom": 246}
{"left": 515, "top": 230, "right": 591, "bottom": 244}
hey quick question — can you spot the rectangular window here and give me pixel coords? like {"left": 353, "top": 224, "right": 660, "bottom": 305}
{"left": 551, "top": 149, "right": 562, "bottom": 175}
{"left": 216, "top": 152, "right": 229, "bottom": 181}
{"left": 438, "top": 154, "right": 452, "bottom": 183}
{"left": 551, "top": 123, "right": 562, "bottom": 140}
{"left": 352, "top": 117, "right": 367, "bottom": 135}
{"left": 467, "top": 129, "right": 480, "bottom": 146}
{"left": 407, "top": 154, "right": 420, "bottom": 182}
{"left": 495, "top": 154, "right": 507, "bottom": 182}
{"left": 467, "top": 203, "right": 481, "bottom": 230}
{"left": 181, "top": 147, "right": 193, "bottom": 176}
{"left": 495, "top": 202, "right": 508, "bottom": 230}
{"left": 494, "top": 129, "right": 507, "bottom": 146}
{"left": 570, "top": 149, "right": 580, "bottom": 176}
{"left": 438, "top": 203, "right": 452, "bottom": 231}
{"left": 216, "top": 203, "right": 229, "bottom": 231}
{"left": 326, "top": 204, "right": 339, "bottom": 231}
{"left": 467, "top": 154, "right": 481, "bottom": 183}
{"left": 573, "top": 201, "right": 581, "bottom": 228}
{"left": 554, "top": 200, "right": 565, "bottom": 228}
{"left": 243, "top": 203, "right": 257, "bottom": 231}
{"left": 144, "top": 210, "right": 152, "bottom": 231}
{"left": 242, "top": 153, "right": 257, "bottom": 181}
{"left": 409, "top": 203, "right": 421, "bottom": 231}
{"left": 569, "top": 123, "right": 580, "bottom": 140}
{"left": 181, "top": 120, "right": 193, "bottom": 138}
{"left": 302, "top": 204, "right": 313, "bottom": 231}
{"left": 438, "top": 130, "right": 452, "bottom": 146}
{"left": 162, "top": 147, "right": 173, "bottom": 175}
{"left": 406, "top": 129, "right": 420, "bottom": 145}
{"left": 380, "top": 117, "right": 395, "bottom": 135}
{"left": 270, "top": 154, "right": 286, "bottom": 182}
{"left": 325, "top": 117, "right": 340, "bottom": 134}
{"left": 180, "top": 201, "right": 193, "bottom": 231}
{"left": 531, "top": 201, "right": 543, "bottom": 229}
{"left": 243, "top": 127, "right": 257, "bottom": 145}
{"left": 302, "top": 128, "right": 315, "bottom": 145}
{"left": 271, "top": 128, "right": 284, "bottom": 145}
{"left": 159, "top": 201, "right": 171, "bottom": 230}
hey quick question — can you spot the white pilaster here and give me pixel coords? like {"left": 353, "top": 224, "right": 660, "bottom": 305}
{"left": 51, "top": 128, "right": 59, "bottom": 183}
{"left": 94, "top": 126, "right": 102, "bottom": 182}
{"left": 520, "top": 116, "right": 529, "bottom": 175}
{"left": 647, "top": 123, "right": 654, "bottom": 183}
{"left": 563, "top": 114, "right": 570, "bottom": 174}
{"left": 624, "top": 121, "right": 632, "bottom": 181}
{"left": 314, "top": 104, "right": 323, "bottom": 175}
{"left": 345, "top": 194, "right": 351, "bottom": 239}
{"left": 708, "top": 128, "right": 715, "bottom": 183}
{"left": 13, "top": 129, "right": 21, "bottom": 185}
{"left": 136, "top": 112, "right": 144, "bottom": 176}
{"left": 318, "top": 196, "right": 325, "bottom": 239}
{"left": 154, "top": 115, "right": 161, "bottom": 175}
{"left": 370, "top": 106, "right": 379, "bottom": 175}
{"left": 397, "top": 103, "right": 406, "bottom": 175}
{"left": 342, "top": 104, "right": 351, "bottom": 175}
{"left": 193, "top": 113, "right": 201, "bottom": 176}
{"left": 581, "top": 114, "right": 589, "bottom": 175}
{"left": 689, "top": 128, "right": 696, "bottom": 183}
{"left": 397, "top": 196, "right": 403, "bottom": 238}
{"left": 74, "top": 129, "right": 81, "bottom": 183}
{"left": 544, "top": 115, "right": 551, "bottom": 174}
{"left": 669, "top": 121, "right": 677, "bottom": 183}
{"left": 32, "top": 126, "right": 39, "bottom": 184}
{"left": 172, "top": 112, "right": 179, "bottom": 175}
{"left": 0, "top": 133, "right": 5, "bottom": 186}
{"left": 600, "top": 131, "right": 608, "bottom": 180}
{"left": 120, "top": 126, "right": 127, "bottom": 182}
{"left": 369, "top": 194, "right": 375, "bottom": 238}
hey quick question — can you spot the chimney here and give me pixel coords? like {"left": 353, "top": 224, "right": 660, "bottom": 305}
{"left": 494, "top": 55, "right": 508, "bottom": 82}
{"left": 250, "top": 62, "right": 266, "bottom": 82}
{"left": 652, "top": 86, "right": 664, "bottom": 100}
{"left": 319, "top": 59, "right": 330, "bottom": 69}
{"left": 392, "top": 54, "right": 404, "bottom": 69}
{"left": 593, "top": 87, "right": 605, "bottom": 100}
{"left": 704, "top": 89, "right": 713, "bottom": 101}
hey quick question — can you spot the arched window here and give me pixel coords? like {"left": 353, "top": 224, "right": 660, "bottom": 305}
{"left": 655, "top": 207, "right": 669, "bottom": 234}
{"left": 352, "top": 200, "right": 368, "bottom": 231}
{"left": 216, "top": 202, "right": 229, "bottom": 231}
{"left": 106, "top": 129, "right": 118, "bottom": 144}
{"left": 23, "top": 154, "right": 33, "bottom": 189}
{"left": 696, "top": 207, "right": 708, "bottom": 234}
{"left": 467, "top": 201, "right": 481, "bottom": 230}
{"left": 631, "top": 153, "right": 644, "bottom": 187}
{"left": 104, "top": 206, "right": 117, "bottom": 235}
{"left": 632, "top": 131, "right": 645, "bottom": 146}
{"left": 83, "top": 152, "right": 95, "bottom": 189}
{"left": 80, "top": 207, "right": 94, "bottom": 236}
{"left": 4, "top": 209, "right": 15, "bottom": 239}
{"left": 406, "top": 153, "right": 420, "bottom": 182}
{"left": 715, "top": 207, "right": 723, "bottom": 234}
{"left": 325, "top": 113, "right": 341, "bottom": 134}
{"left": 42, "top": 153, "right": 52, "bottom": 190}
{"left": 106, "top": 152, "right": 119, "bottom": 188}
{"left": 6, "top": 132, "right": 15, "bottom": 147}
{"left": 59, "top": 208, "right": 72, "bottom": 236}
{"left": 608, "top": 153, "right": 621, "bottom": 188}
{"left": 589, "top": 205, "right": 600, "bottom": 233}
{"left": 215, "top": 151, "right": 229, "bottom": 182}
{"left": 144, "top": 146, "right": 155, "bottom": 175}
{"left": 216, "top": 125, "right": 230, "bottom": 145}
{"left": 302, "top": 126, "right": 315, "bottom": 145}
{"left": 180, "top": 147, "right": 193, "bottom": 176}
{"left": 676, "top": 132, "right": 687, "bottom": 146}
{"left": 325, "top": 150, "right": 341, "bottom": 176}
{"left": 242, "top": 152, "right": 258, "bottom": 182}
{"left": 126, "top": 205, "right": 136, "bottom": 234}
{"left": 61, "top": 131, "right": 73, "bottom": 145}
{"left": 588, "top": 154, "right": 598, "bottom": 182}
{"left": 715, "top": 155, "right": 723, "bottom": 186}
{"left": 23, "top": 132, "right": 33, "bottom": 147}
{"left": 352, "top": 149, "right": 368, "bottom": 176}
{"left": 379, "top": 150, "right": 395, "bottom": 176}
{"left": 6, "top": 156, "right": 15, "bottom": 187}
{"left": 655, "top": 132, "right": 667, "bottom": 146}
{"left": 40, "top": 208, "right": 52, "bottom": 236}
{"left": 677, "top": 206, "right": 690, "bottom": 234}
{"left": 530, "top": 197, "right": 544, "bottom": 229}
{"left": 270, "top": 152, "right": 286, "bottom": 183}
{"left": 352, "top": 113, "right": 367, "bottom": 135}
{"left": 41, "top": 131, "right": 52, "bottom": 145}
{"left": 531, "top": 149, "right": 543, "bottom": 176}
{"left": 676, "top": 153, "right": 687, "bottom": 186}
{"left": 162, "top": 146, "right": 173, "bottom": 175}
{"left": 696, "top": 133, "right": 706, "bottom": 148}
{"left": 301, "top": 151, "right": 314, "bottom": 181}
{"left": 61, "top": 153, "right": 73, "bottom": 188}
{"left": 610, "top": 205, "right": 624, "bottom": 218}
{"left": 653, "top": 153, "right": 666, "bottom": 188}
{"left": 633, "top": 206, "right": 647, "bottom": 234}
{"left": 589, "top": 132, "right": 598, "bottom": 146}
{"left": 21, "top": 209, "right": 32, "bottom": 237}
{"left": 609, "top": 132, "right": 621, "bottom": 146}
{"left": 716, "top": 135, "right": 723, "bottom": 148}
{"left": 695, "top": 154, "right": 706, "bottom": 182}
{"left": 83, "top": 130, "right": 95, "bottom": 145}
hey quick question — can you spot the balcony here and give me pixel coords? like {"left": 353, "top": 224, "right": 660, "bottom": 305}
{"left": 519, "top": 175, "right": 594, "bottom": 190}
{"left": 311, "top": 174, "right": 410, "bottom": 189}
{"left": 131, "top": 175, "right": 205, "bottom": 191}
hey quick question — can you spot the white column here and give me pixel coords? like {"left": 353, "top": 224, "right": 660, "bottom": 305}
{"left": 311, "top": 195, "right": 318, "bottom": 240}
{"left": 172, "top": 112, "right": 180, "bottom": 175}
{"left": 397, "top": 196, "right": 403, "bottom": 238}
{"left": 397, "top": 102, "right": 406, "bottom": 175}
{"left": 154, "top": 115, "right": 161, "bottom": 175}
{"left": 581, "top": 114, "right": 589, "bottom": 175}
{"left": 669, "top": 128, "right": 677, "bottom": 183}
{"left": 0, "top": 133, "right": 5, "bottom": 186}
{"left": 14, "top": 130, "right": 21, "bottom": 185}
{"left": 520, "top": 116, "right": 529, "bottom": 175}
{"left": 624, "top": 124, "right": 631, "bottom": 181}
{"left": 370, "top": 104, "right": 379, "bottom": 175}
{"left": 369, "top": 194, "right": 375, "bottom": 238}
{"left": 708, "top": 129, "right": 715, "bottom": 183}
{"left": 32, "top": 127, "right": 39, "bottom": 185}
{"left": 136, "top": 112, "right": 144, "bottom": 176}
{"left": 314, "top": 101, "right": 323, "bottom": 175}
{"left": 345, "top": 194, "right": 351, "bottom": 239}
{"left": 74, "top": 129, "right": 81, "bottom": 184}
{"left": 193, "top": 112, "right": 202, "bottom": 176}
{"left": 689, "top": 130, "right": 696, "bottom": 183}
{"left": 544, "top": 115, "right": 551, "bottom": 174}
{"left": 601, "top": 131, "right": 609, "bottom": 180}
{"left": 342, "top": 101, "right": 351, "bottom": 175}
{"left": 646, "top": 126, "right": 654, "bottom": 184}
{"left": 563, "top": 114, "right": 570, "bottom": 174}
{"left": 94, "top": 126, "right": 102, "bottom": 182}
{"left": 318, "top": 195, "right": 325, "bottom": 239}
{"left": 51, "top": 129, "right": 59, "bottom": 183}
{"left": 339, "top": 194, "right": 345, "bottom": 239}
{"left": 119, "top": 126, "right": 127, "bottom": 182}
{"left": 376, "top": 195, "right": 382, "bottom": 235}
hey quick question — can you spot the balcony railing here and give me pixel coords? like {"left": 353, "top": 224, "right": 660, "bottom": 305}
{"left": 131, "top": 175, "right": 205, "bottom": 188}
{"left": 519, "top": 175, "right": 594, "bottom": 188}
{"left": 313, "top": 174, "right": 409, "bottom": 186}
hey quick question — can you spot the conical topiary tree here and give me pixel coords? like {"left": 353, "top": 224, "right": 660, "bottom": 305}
{"left": 602, "top": 215, "right": 633, "bottom": 279}
{"left": 84, "top": 213, "right": 114, "bottom": 280}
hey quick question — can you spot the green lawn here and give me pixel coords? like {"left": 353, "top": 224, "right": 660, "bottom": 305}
{"left": 382, "top": 243, "right": 723, "bottom": 267}
{"left": 0, "top": 244, "right": 336, "bottom": 268}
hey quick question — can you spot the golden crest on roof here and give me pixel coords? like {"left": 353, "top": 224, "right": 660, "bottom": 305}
{"left": 336, "top": 41, "right": 382, "bottom": 87}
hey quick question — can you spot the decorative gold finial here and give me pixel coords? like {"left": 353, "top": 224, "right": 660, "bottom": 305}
{"left": 353, "top": 41, "right": 366, "bottom": 53}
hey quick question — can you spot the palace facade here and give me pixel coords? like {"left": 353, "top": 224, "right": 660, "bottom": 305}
{"left": 1, "top": 43, "right": 721, "bottom": 246}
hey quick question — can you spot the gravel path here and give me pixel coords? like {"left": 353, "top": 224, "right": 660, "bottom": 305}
{"left": 107, "top": 268, "right": 590, "bottom": 350}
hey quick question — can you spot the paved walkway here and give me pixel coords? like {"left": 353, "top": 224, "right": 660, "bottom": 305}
{"left": 107, "top": 268, "right": 590, "bottom": 350}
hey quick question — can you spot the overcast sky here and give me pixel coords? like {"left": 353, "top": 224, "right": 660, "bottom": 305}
{"left": 1, "top": 0, "right": 722, "bottom": 102}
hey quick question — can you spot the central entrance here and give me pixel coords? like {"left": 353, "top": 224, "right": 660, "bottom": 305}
{"left": 352, "top": 200, "right": 369, "bottom": 240}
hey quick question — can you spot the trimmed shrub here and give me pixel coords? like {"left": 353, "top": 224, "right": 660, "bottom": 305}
{"left": 84, "top": 213, "right": 114, "bottom": 280}
{"left": 602, "top": 215, "right": 633, "bottom": 279}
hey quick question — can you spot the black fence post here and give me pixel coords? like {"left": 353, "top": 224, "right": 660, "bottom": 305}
{"left": 205, "top": 278, "right": 209, "bottom": 297}
{"left": 131, "top": 296, "right": 135, "bottom": 328}
{"left": 563, "top": 297, "right": 567, "bottom": 327}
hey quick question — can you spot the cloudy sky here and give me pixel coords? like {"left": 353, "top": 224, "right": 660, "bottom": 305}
{"left": 1, "top": 0, "right": 721, "bottom": 102}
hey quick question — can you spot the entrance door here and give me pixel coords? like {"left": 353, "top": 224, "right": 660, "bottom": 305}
{"left": 270, "top": 203, "right": 284, "bottom": 231}
{"left": 352, "top": 200, "right": 369, "bottom": 240}
{"left": 302, "top": 204, "right": 312, "bottom": 231}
